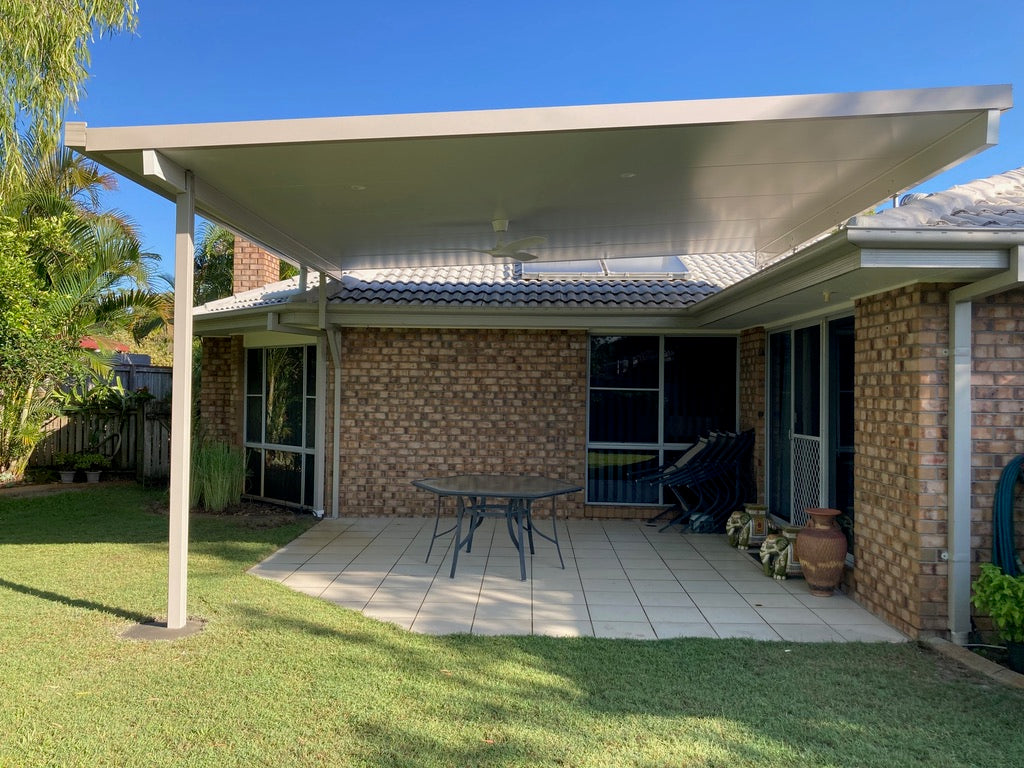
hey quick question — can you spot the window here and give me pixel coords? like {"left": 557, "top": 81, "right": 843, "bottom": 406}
{"left": 587, "top": 335, "right": 737, "bottom": 504}
{"left": 244, "top": 345, "right": 317, "bottom": 507}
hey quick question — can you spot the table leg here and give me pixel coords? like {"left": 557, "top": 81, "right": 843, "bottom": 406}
{"left": 514, "top": 498, "right": 527, "bottom": 581}
{"left": 449, "top": 496, "right": 468, "bottom": 579}
{"left": 426, "top": 494, "right": 442, "bottom": 563}
{"left": 550, "top": 496, "right": 565, "bottom": 569}
{"left": 524, "top": 499, "right": 536, "bottom": 554}
{"left": 466, "top": 495, "right": 480, "bottom": 553}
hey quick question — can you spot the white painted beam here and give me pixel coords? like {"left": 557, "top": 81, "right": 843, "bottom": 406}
{"left": 141, "top": 150, "right": 341, "bottom": 278}
{"left": 167, "top": 172, "right": 196, "bottom": 630}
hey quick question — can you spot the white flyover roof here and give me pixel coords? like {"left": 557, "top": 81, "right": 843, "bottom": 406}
{"left": 67, "top": 85, "right": 1011, "bottom": 274}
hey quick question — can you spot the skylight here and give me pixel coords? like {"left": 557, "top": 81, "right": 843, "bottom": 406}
{"left": 522, "top": 255, "right": 690, "bottom": 279}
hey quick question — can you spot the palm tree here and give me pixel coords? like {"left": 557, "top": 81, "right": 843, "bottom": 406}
{"left": 0, "top": 147, "right": 169, "bottom": 480}
{"left": 193, "top": 223, "right": 235, "bottom": 305}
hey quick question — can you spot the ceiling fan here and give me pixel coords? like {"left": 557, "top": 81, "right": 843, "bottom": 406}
{"left": 470, "top": 219, "right": 546, "bottom": 262}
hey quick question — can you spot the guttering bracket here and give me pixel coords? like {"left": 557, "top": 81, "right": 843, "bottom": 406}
{"left": 266, "top": 312, "right": 324, "bottom": 337}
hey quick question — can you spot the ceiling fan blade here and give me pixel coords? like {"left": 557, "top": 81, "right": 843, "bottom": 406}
{"left": 501, "top": 236, "right": 547, "bottom": 252}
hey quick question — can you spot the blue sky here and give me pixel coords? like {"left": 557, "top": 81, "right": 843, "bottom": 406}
{"left": 75, "top": 0, "right": 1024, "bottom": 274}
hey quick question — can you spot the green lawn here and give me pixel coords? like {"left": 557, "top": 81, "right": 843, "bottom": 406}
{"left": 1, "top": 485, "right": 1021, "bottom": 767}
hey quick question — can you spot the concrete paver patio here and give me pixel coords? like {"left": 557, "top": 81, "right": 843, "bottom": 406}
{"left": 250, "top": 515, "right": 906, "bottom": 642}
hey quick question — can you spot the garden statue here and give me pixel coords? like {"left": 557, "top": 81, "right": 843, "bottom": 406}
{"left": 759, "top": 533, "right": 790, "bottom": 580}
{"left": 726, "top": 510, "right": 752, "bottom": 549}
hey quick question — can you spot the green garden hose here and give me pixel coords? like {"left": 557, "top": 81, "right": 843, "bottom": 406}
{"left": 992, "top": 454, "right": 1023, "bottom": 576}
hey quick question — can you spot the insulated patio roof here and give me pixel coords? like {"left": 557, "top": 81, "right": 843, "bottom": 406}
{"left": 66, "top": 85, "right": 1011, "bottom": 274}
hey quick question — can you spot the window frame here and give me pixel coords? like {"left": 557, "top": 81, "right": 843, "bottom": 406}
{"left": 243, "top": 344, "right": 317, "bottom": 508}
{"left": 585, "top": 333, "right": 739, "bottom": 506}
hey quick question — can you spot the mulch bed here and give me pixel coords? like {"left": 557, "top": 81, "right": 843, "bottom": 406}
{"left": 146, "top": 497, "right": 312, "bottom": 529}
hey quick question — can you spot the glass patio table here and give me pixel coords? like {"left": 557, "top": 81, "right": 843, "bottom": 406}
{"left": 412, "top": 474, "right": 582, "bottom": 581}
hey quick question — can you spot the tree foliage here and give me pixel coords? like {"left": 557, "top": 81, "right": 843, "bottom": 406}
{"left": 0, "top": 217, "right": 76, "bottom": 478}
{"left": 193, "top": 223, "right": 235, "bottom": 305}
{"left": 193, "top": 222, "right": 300, "bottom": 305}
{"left": 0, "top": 0, "right": 137, "bottom": 193}
{"left": 0, "top": 149, "right": 167, "bottom": 480}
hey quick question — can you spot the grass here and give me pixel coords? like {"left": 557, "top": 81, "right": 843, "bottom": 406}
{"left": 1, "top": 486, "right": 1022, "bottom": 767}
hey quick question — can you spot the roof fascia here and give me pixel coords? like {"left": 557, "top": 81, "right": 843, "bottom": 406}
{"left": 66, "top": 85, "right": 1012, "bottom": 152}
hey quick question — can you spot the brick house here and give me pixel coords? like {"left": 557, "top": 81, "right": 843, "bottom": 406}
{"left": 194, "top": 167, "right": 1024, "bottom": 642}
{"left": 69, "top": 85, "right": 1019, "bottom": 635}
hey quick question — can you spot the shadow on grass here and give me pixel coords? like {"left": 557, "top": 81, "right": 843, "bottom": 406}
{"left": 0, "top": 577, "right": 152, "bottom": 623}
{"left": 216, "top": 590, "right": 1024, "bottom": 767}
{"left": 0, "top": 485, "right": 315, "bottom": 548}
{"left": 4, "top": 485, "right": 1023, "bottom": 767}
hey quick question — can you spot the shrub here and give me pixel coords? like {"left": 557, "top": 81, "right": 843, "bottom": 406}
{"left": 53, "top": 452, "right": 77, "bottom": 470}
{"left": 971, "top": 563, "right": 1024, "bottom": 643}
{"left": 190, "top": 441, "right": 246, "bottom": 513}
{"left": 74, "top": 453, "right": 111, "bottom": 471}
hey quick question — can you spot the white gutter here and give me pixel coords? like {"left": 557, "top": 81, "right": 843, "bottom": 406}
{"left": 847, "top": 228, "right": 1024, "bottom": 248}
{"left": 947, "top": 245, "right": 1024, "bottom": 644}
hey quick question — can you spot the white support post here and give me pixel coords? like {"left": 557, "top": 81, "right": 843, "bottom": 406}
{"left": 947, "top": 299, "right": 973, "bottom": 645}
{"left": 167, "top": 171, "right": 196, "bottom": 629}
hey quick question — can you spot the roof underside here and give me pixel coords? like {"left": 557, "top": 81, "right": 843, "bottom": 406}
{"left": 68, "top": 85, "right": 1011, "bottom": 275}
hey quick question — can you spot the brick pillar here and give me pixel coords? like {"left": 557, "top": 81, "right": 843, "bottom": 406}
{"left": 199, "top": 336, "right": 245, "bottom": 445}
{"left": 233, "top": 237, "right": 280, "bottom": 293}
{"left": 739, "top": 327, "right": 766, "bottom": 503}
{"left": 854, "top": 284, "right": 952, "bottom": 638}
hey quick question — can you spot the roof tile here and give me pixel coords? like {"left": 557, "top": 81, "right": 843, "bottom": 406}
{"left": 196, "top": 254, "right": 756, "bottom": 314}
{"left": 850, "top": 166, "right": 1024, "bottom": 230}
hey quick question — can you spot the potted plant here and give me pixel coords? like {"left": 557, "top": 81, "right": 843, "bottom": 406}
{"left": 971, "top": 563, "right": 1024, "bottom": 673}
{"left": 75, "top": 453, "right": 111, "bottom": 483}
{"left": 54, "top": 453, "right": 77, "bottom": 483}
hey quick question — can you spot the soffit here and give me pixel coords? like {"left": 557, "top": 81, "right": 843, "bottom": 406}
{"left": 68, "top": 85, "right": 1011, "bottom": 273}
{"left": 693, "top": 240, "right": 1012, "bottom": 329}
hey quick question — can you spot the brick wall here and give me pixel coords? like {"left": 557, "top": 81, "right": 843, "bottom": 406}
{"left": 336, "top": 327, "right": 590, "bottom": 517}
{"left": 199, "top": 336, "right": 244, "bottom": 444}
{"left": 854, "top": 284, "right": 952, "bottom": 637}
{"left": 233, "top": 237, "right": 280, "bottom": 293}
{"left": 739, "top": 327, "right": 766, "bottom": 503}
{"left": 970, "top": 289, "right": 1024, "bottom": 588}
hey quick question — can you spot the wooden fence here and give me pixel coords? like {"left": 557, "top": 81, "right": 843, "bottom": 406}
{"left": 29, "top": 401, "right": 172, "bottom": 482}
{"left": 111, "top": 363, "right": 173, "bottom": 402}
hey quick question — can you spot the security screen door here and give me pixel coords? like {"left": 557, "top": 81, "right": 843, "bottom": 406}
{"left": 768, "top": 325, "right": 822, "bottom": 526}
{"left": 768, "top": 318, "right": 854, "bottom": 529}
